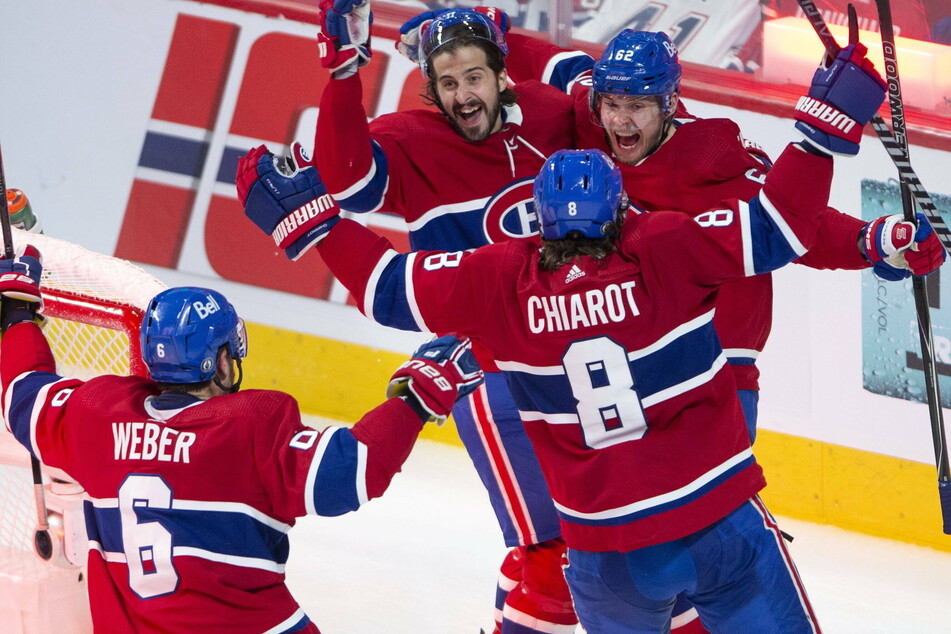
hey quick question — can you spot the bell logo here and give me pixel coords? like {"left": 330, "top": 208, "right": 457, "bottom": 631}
{"left": 193, "top": 294, "right": 221, "bottom": 319}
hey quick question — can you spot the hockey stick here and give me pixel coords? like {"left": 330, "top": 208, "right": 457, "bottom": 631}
{"left": 872, "top": 0, "right": 951, "bottom": 534}
{"left": 795, "top": 0, "right": 951, "bottom": 257}
{"left": 0, "top": 144, "right": 54, "bottom": 558}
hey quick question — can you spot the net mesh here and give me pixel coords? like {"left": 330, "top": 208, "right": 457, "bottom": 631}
{"left": 0, "top": 227, "right": 166, "bottom": 571}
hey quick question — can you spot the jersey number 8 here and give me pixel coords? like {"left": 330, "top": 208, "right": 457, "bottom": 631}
{"left": 563, "top": 337, "right": 648, "bottom": 449}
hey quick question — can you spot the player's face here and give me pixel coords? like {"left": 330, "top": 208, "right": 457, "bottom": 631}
{"left": 598, "top": 94, "right": 672, "bottom": 165}
{"left": 431, "top": 46, "right": 508, "bottom": 143}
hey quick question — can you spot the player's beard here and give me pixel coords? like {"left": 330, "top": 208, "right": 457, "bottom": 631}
{"left": 448, "top": 97, "right": 502, "bottom": 143}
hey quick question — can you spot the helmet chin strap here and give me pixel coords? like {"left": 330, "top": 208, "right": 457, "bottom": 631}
{"left": 213, "top": 357, "right": 243, "bottom": 394}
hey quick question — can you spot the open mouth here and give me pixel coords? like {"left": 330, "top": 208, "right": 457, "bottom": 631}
{"left": 455, "top": 103, "right": 484, "bottom": 127}
{"left": 614, "top": 132, "right": 641, "bottom": 151}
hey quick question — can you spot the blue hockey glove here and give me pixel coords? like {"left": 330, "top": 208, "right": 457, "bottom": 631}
{"left": 387, "top": 335, "right": 484, "bottom": 424}
{"left": 862, "top": 213, "right": 948, "bottom": 280}
{"left": 396, "top": 6, "right": 509, "bottom": 64}
{"left": 397, "top": 10, "right": 446, "bottom": 64}
{"left": 0, "top": 245, "right": 44, "bottom": 331}
{"left": 794, "top": 43, "right": 886, "bottom": 156}
{"left": 236, "top": 143, "right": 341, "bottom": 261}
{"left": 318, "top": 0, "right": 372, "bottom": 76}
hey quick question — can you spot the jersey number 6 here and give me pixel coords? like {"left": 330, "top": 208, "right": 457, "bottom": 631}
{"left": 119, "top": 474, "right": 179, "bottom": 599}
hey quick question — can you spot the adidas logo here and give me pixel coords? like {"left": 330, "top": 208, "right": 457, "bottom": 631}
{"left": 565, "top": 264, "right": 585, "bottom": 284}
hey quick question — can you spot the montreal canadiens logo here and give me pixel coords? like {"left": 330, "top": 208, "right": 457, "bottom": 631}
{"left": 482, "top": 177, "right": 538, "bottom": 244}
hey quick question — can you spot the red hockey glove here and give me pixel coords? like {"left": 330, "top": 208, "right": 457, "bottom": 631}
{"left": 473, "top": 6, "right": 511, "bottom": 33}
{"left": 862, "top": 213, "right": 947, "bottom": 280}
{"left": 236, "top": 143, "right": 341, "bottom": 261}
{"left": 387, "top": 336, "right": 484, "bottom": 424}
{"left": 0, "top": 245, "right": 44, "bottom": 331}
{"left": 317, "top": 0, "right": 372, "bottom": 76}
{"left": 794, "top": 43, "right": 886, "bottom": 156}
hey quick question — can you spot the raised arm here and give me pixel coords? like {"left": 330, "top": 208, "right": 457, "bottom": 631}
{"left": 236, "top": 143, "right": 498, "bottom": 336}
{"left": 314, "top": 0, "right": 389, "bottom": 213}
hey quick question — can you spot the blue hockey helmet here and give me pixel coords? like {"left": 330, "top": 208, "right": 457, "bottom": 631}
{"left": 140, "top": 287, "right": 247, "bottom": 383}
{"left": 420, "top": 9, "right": 509, "bottom": 76}
{"left": 590, "top": 30, "right": 683, "bottom": 115}
{"left": 534, "top": 149, "right": 624, "bottom": 240}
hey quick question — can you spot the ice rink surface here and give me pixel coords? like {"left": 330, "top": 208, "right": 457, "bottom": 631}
{"left": 287, "top": 433, "right": 951, "bottom": 633}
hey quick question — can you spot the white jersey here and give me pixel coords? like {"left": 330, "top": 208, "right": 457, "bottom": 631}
{"left": 572, "top": 0, "right": 762, "bottom": 67}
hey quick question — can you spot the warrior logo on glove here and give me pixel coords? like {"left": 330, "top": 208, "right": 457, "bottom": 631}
{"left": 236, "top": 143, "right": 342, "bottom": 261}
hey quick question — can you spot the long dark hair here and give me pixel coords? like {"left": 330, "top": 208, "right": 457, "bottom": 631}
{"left": 421, "top": 37, "right": 517, "bottom": 111}
{"left": 538, "top": 223, "right": 621, "bottom": 272}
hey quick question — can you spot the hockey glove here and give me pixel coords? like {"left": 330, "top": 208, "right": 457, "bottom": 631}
{"left": 397, "top": 10, "right": 443, "bottom": 64}
{"left": 794, "top": 43, "right": 886, "bottom": 156}
{"left": 862, "top": 213, "right": 948, "bottom": 280}
{"left": 396, "top": 6, "right": 509, "bottom": 64}
{"left": 0, "top": 245, "right": 43, "bottom": 331}
{"left": 318, "top": 0, "right": 372, "bottom": 77}
{"left": 387, "top": 335, "right": 484, "bottom": 425}
{"left": 236, "top": 143, "right": 341, "bottom": 261}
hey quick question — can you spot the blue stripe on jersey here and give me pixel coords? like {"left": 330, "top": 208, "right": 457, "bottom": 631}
{"left": 335, "top": 140, "right": 389, "bottom": 213}
{"left": 542, "top": 53, "right": 594, "bottom": 94}
{"left": 312, "top": 427, "right": 362, "bottom": 516}
{"left": 6, "top": 371, "right": 62, "bottom": 458}
{"left": 747, "top": 196, "right": 801, "bottom": 274}
{"left": 727, "top": 357, "right": 756, "bottom": 366}
{"left": 85, "top": 500, "right": 290, "bottom": 564}
{"left": 504, "top": 320, "right": 721, "bottom": 416}
{"left": 408, "top": 209, "right": 496, "bottom": 251}
{"left": 369, "top": 255, "right": 424, "bottom": 332}
{"left": 556, "top": 453, "right": 756, "bottom": 527}
{"left": 281, "top": 614, "right": 313, "bottom": 633}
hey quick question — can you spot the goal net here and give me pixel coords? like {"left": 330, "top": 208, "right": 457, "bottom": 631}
{"left": 0, "top": 227, "right": 166, "bottom": 633}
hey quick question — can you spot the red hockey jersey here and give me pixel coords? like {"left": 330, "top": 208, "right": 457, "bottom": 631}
{"left": 505, "top": 32, "right": 869, "bottom": 391}
{"left": 315, "top": 73, "right": 577, "bottom": 252}
{"left": 317, "top": 144, "right": 831, "bottom": 551}
{"left": 1, "top": 322, "right": 424, "bottom": 633}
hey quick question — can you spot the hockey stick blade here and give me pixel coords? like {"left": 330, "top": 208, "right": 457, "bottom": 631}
{"left": 0, "top": 144, "right": 53, "bottom": 556}
{"left": 874, "top": 0, "right": 951, "bottom": 535}
{"left": 795, "top": 0, "right": 951, "bottom": 257}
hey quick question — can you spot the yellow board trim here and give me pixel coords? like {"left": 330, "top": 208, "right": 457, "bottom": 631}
{"left": 244, "top": 321, "right": 951, "bottom": 553}
{"left": 756, "top": 429, "right": 951, "bottom": 553}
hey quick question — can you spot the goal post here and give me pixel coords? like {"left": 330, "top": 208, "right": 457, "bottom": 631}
{"left": 0, "top": 227, "right": 166, "bottom": 633}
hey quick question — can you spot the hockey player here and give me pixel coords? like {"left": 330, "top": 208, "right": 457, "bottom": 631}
{"left": 0, "top": 267, "right": 483, "bottom": 632}
{"left": 315, "top": 6, "right": 583, "bottom": 632}
{"left": 238, "top": 42, "right": 906, "bottom": 631}
{"left": 391, "top": 12, "right": 945, "bottom": 630}
{"left": 442, "top": 18, "right": 948, "bottom": 442}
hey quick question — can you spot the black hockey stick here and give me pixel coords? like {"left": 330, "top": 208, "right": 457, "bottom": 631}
{"left": 0, "top": 143, "right": 54, "bottom": 558}
{"left": 872, "top": 0, "right": 951, "bottom": 534}
{"left": 795, "top": 0, "right": 951, "bottom": 257}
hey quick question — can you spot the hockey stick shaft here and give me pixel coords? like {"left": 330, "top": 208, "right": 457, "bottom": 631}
{"left": 0, "top": 145, "right": 52, "bottom": 542}
{"left": 873, "top": 0, "right": 951, "bottom": 534}
{"left": 795, "top": 0, "right": 951, "bottom": 257}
